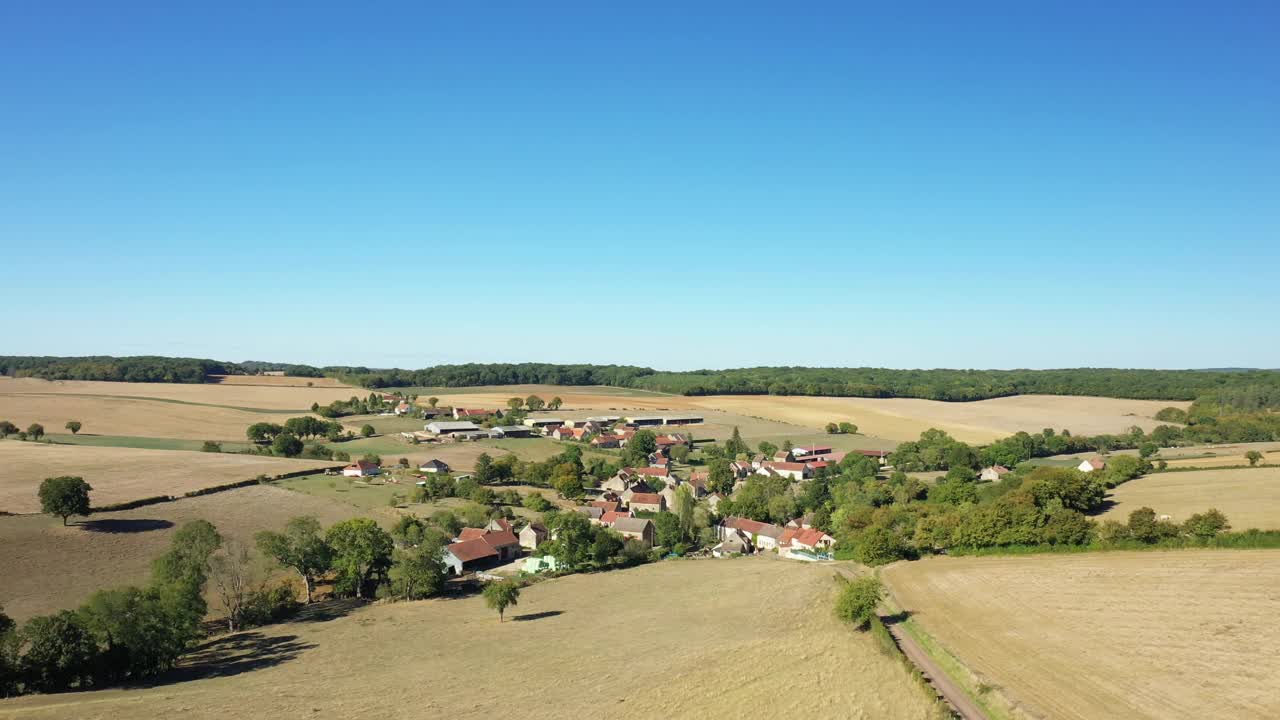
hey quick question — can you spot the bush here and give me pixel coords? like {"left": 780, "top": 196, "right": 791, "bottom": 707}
{"left": 201, "top": 441, "right": 222, "bottom": 453}
{"left": 239, "top": 584, "right": 300, "bottom": 628}
{"left": 834, "top": 575, "right": 883, "bottom": 631}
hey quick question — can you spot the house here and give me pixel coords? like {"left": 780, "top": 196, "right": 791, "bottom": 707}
{"left": 757, "top": 461, "right": 811, "bottom": 481}
{"left": 730, "top": 461, "right": 754, "bottom": 478}
{"left": 519, "top": 522, "right": 548, "bottom": 550}
{"left": 773, "top": 450, "right": 795, "bottom": 463}
{"left": 600, "top": 510, "right": 632, "bottom": 526}
{"left": 486, "top": 518, "right": 514, "bottom": 534}
{"left": 426, "top": 421, "right": 481, "bottom": 435}
{"left": 489, "top": 425, "right": 533, "bottom": 439}
{"left": 552, "top": 426, "right": 588, "bottom": 441}
{"left": 442, "top": 530, "right": 520, "bottom": 575}
{"left": 719, "top": 516, "right": 785, "bottom": 550}
{"left": 855, "top": 449, "right": 891, "bottom": 464}
{"left": 712, "top": 529, "right": 752, "bottom": 557}
{"left": 658, "top": 485, "right": 677, "bottom": 511}
{"left": 627, "top": 492, "right": 665, "bottom": 514}
{"left": 706, "top": 492, "right": 726, "bottom": 513}
{"left": 620, "top": 481, "right": 656, "bottom": 503}
{"left": 394, "top": 401, "right": 413, "bottom": 416}
{"left": 632, "top": 466, "right": 671, "bottom": 480}
{"left": 590, "top": 499, "right": 622, "bottom": 514}
{"left": 624, "top": 416, "right": 665, "bottom": 426}
{"left": 576, "top": 506, "right": 605, "bottom": 523}
{"left": 786, "top": 513, "right": 815, "bottom": 529}
{"left": 561, "top": 420, "right": 590, "bottom": 429}
{"left": 685, "top": 472, "right": 707, "bottom": 496}
{"left": 980, "top": 465, "right": 1012, "bottom": 482}
{"left": 457, "top": 527, "right": 488, "bottom": 542}
{"left": 521, "top": 555, "right": 559, "bottom": 574}
{"left": 649, "top": 454, "right": 672, "bottom": 469}
{"left": 523, "top": 417, "right": 566, "bottom": 428}
{"left": 453, "top": 408, "right": 495, "bottom": 419}
{"left": 342, "top": 460, "right": 381, "bottom": 477}
{"left": 654, "top": 433, "right": 688, "bottom": 448}
{"left": 788, "top": 527, "right": 835, "bottom": 552}
{"left": 1078, "top": 457, "right": 1106, "bottom": 473}
{"left": 591, "top": 435, "right": 622, "bottom": 449}
{"left": 611, "top": 517, "right": 656, "bottom": 547}
{"left": 662, "top": 415, "right": 703, "bottom": 426}
{"left": 418, "top": 459, "right": 451, "bottom": 474}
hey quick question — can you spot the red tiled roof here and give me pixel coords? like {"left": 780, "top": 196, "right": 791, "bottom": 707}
{"left": 767, "top": 461, "right": 809, "bottom": 472}
{"left": 724, "top": 516, "right": 784, "bottom": 538}
{"left": 347, "top": 460, "right": 379, "bottom": 471}
{"left": 628, "top": 493, "right": 662, "bottom": 506}
{"left": 856, "top": 449, "right": 890, "bottom": 458}
{"left": 458, "top": 527, "right": 487, "bottom": 541}
{"left": 490, "top": 518, "right": 513, "bottom": 533}
{"left": 795, "top": 445, "right": 833, "bottom": 455}
{"left": 447, "top": 537, "right": 498, "bottom": 563}
{"left": 591, "top": 500, "right": 621, "bottom": 512}
{"left": 600, "top": 510, "right": 632, "bottom": 525}
{"left": 633, "top": 467, "right": 670, "bottom": 477}
{"left": 792, "top": 528, "right": 832, "bottom": 547}
{"left": 480, "top": 530, "right": 519, "bottom": 549}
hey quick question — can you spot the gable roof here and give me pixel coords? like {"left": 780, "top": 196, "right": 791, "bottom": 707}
{"left": 723, "top": 516, "right": 784, "bottom": 539}
{"left": 446, "top": 537, "right": 497, "bottom": 563}
{"left": 521, "top": 522, "right": 548, "bottom": 535}
{"left": 632, "top": 466, "right": 670, "bottom": 477}
{"left": 479, "top": 529, "right": 519, "bottom": 549}
{"left": 457, "top": 527, "right": 487, "bottom": 541}
{"left": 600, "top": 510, "right": 632, "bottom": 525}
{"left": 611, "top": 517, "right": 653, "bottom": 535}
{"left": 347, "top": 460, "right": 379, "bottom": 471}
{"left": 791, "top": 528, "right": 832, "bottom": 547}
{"left": 628, "top": 492, "right": 662, "bottom": 506}
{"left": 576, "top": 506, "right": 605, "bottom": 520}
{"left": 590, "top": 500, "right": 622, "bottom": 512}
{"left": 766, "top": 461, "right": 810, "bottom": 472}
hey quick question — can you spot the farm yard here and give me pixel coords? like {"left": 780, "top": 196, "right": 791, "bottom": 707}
{"left": 0, "top": 442, "right": 335, "bottom": 514}
{"left": 882, "top": 551, "right": 1280, "bottom": 720}
{"left": 1099, "top": 467, "right": 1280, "bottom": 530}
{"left": 0, "top": 485, "right": 375, "bottom": 623}
{"left": 0, "top": 558, "right": 937, "bottom": 720}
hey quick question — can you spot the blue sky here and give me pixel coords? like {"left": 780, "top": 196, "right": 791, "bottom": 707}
{"left": 2, "top": 2, "right": 1277, "bottom": 370}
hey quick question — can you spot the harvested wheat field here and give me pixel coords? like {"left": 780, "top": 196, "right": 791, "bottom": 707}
{"left": 0, "top": 377, "right": 362, "bottom": 411}
{"left": 0, "top": 558, "right": 935, "bottom": 720}
{"left": 689, "top": 394, "right": 1188, "bottom": 443}
{"left": 0, "top": 442, "right": 335, "bottom": 514}
{"left": 405, "top": 383, "right": 694, "bottom": 412}
{"left": 1099, "top": 467, "right": 1280, "bottom": 530}
{"left": 883, "top": 551, "right": 1280, "bottom": 720}
{"left": 0, "top": 485, "right": 375, "bottom": 623}
{"left": 207, "top": 374, "right": 351, "bottom": 388}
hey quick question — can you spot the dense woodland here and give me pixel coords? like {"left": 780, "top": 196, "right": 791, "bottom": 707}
{"left": 6, "top": 357, "right": 1280, "bottom": 410}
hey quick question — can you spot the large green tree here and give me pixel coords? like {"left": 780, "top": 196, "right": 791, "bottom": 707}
{"left": 255, "top": 516, "right": 333, "bottom": 603}
{"left": 326, "top": 518, "right": 393, "bottom": 599}
{"left": 38, "top": 476, "right": 92, "bottom": 525}
{"left": 482, "top": 580, "right": 521, "bottom": 622}
{"left": 834, "top": 575, "right": 883, "bottom": 631}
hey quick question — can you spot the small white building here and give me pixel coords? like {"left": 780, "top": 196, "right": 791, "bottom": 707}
{"left": 979, "top": 465, "right": 1012, "bottom": 482}
{"left": 418, "top": 459, "right": 450, "bottom": 474}
{"left": 426, "top": 421, "right": 481, "bottom": 435}
{"left": 342, "top": 460, "right": 381, "bottom": 477}
{"left": 1078, "top": 457, "right": 1106, "bottom": 473}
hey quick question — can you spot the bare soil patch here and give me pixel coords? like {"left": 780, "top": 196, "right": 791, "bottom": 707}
{"left": 883, "top": 551, "right": 1280, "bottom": 720}
{"left": 0, "top": 558, "right": 935, "bottom": 719}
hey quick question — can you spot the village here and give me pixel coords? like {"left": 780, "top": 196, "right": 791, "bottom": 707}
{"left": 329, "top": 400, "right": 927, "bottom": 580}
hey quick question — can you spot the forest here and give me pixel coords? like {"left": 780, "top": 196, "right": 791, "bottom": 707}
{"left": 5, "top": 356, "right": 1280, "bottom": 409}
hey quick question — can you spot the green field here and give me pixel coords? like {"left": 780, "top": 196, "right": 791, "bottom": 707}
{"left": 41, "top": 433, "right": 258, "bottom": 453}
{"left": 274, "top": 471, "right": 552, "bottom": 519}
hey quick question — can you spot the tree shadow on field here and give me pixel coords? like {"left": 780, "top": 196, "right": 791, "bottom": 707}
{"left": 149, "top": 632, "right": 316, "bottom": 685}
{"left": 78, "top": 518, "right": 174, "bottom": 533}
{"left": 1086, "top": 499, "right": 1119, "bottom": 516}
{"left": 879, "top": 610, "right": 912, "bottom": 626}
{"left": 289, "top": 597, "right": 366, "bottom": 624}
{"left": 511, "top": 610, "right": 564, "bottom": 622}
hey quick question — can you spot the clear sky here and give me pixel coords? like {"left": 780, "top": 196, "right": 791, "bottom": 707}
{"left": 2, "top": 2, "right": 1277, "bottom": 370}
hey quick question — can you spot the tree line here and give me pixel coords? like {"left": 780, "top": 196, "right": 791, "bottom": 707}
{"left": 7, "top": 356, "right": 1280, "bottom": 408}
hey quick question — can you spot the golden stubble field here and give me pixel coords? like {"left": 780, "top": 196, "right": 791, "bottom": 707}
{"left": 0, "top": 442, "right": 336, "bottom": 514}
{"left": 0, "top": 485, "right": 377, "bottom": 623}
{"left": 0, "top": 558, "right": 936, "bottom": 720}
{"left": 1099, "top": 467, "right": 1280, "bottom": 530}
{"left": 883, "top": 551, "right": 1280, "bottom": 720}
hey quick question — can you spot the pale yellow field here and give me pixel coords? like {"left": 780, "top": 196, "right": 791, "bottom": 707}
{"left": 1099, "top": 467, "right": 1280, "bottom": 530}
{"left": 207, "top": 374, "right": 351, "bottom": 388}
{"left": 0, "top": 558, "right": 936, "bottom": 720}
{"left": 0, "top": 376, "right": 361, "bottom": 411}
{"left": 687, "top": 394, "right": 1188, "bottom": 443}
{"left": 409, "top": 384, "right": 694, "bottom": 412}
{"left": 0, "top": 485, "right": 376, "bottom": 623}
{"left": 883, "top": 551, "right": 1280, "bottom": 720}
{"left": 0, "top": 441, "right": 336, "bottom": 514}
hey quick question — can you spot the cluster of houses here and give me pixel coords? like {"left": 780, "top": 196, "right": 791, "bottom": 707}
{"left": 713, "top": 514, "right": 836, "bottom": 560}
{"left": 402, "top": 411, "right": 704, "bottom": 445}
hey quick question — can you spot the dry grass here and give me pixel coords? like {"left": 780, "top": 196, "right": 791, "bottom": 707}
{"left": 688, "top": 394, "right": 1188, "bottom": 443}
{"left": 883, "top": 551, "right": 1280, "bottom": 720}
{"left": 1099, "top": 467, "right": 1280, "bottom": 530}
{"left": 0, "top": 558, "right": 935, "bottom": 719}
{"left": 0, "top": 485, "right": 375, "bottom": 623}
{"left": 0, "top": 442, "right": 334, "bottom": 514}
{"left": 0, "top": 377, "right": 362, "bottom": 411}
{"left": 0, "top": 393, "right": 305, "bottom": 441}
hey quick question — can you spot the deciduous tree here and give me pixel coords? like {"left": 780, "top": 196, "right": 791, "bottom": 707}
{"left": 64, "top": 421, "right": 82, "bottom": 435}
{"left": 482, "top": 580, "right": 520, "bottom": 622}
{"left": 255, "top": 516, "right": 333, "bottom": 603}
{"left": 38, "top": 476, "right": 92, "bottom": 525}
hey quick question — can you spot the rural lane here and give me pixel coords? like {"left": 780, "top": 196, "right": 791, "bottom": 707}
{"left": 835, "top": 566, "right": 988, "bottom": 720}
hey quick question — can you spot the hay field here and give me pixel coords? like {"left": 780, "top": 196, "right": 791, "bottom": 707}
{"left": 0, "top": 559, "right": 936, "bottom": 720}
{"left": 687, "top": 394, "right": 1188, "bottom": 443}
{"left": 0, "top": 485, "right": 375, "bottom": 623}
{"left": 883, "top": 551, "right": 1280, "bottom": 720}
{"left": 0, "top": 393, "right": 309, "bottom": 441}
{"left": 1099, "top": 467, "right": 1280, "bottom": 530}
{"left": 0, "top": 442, "right": 334, "bottom": 514}
{"left": 406, "top": 384, "right": 693, "bottom": 412}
